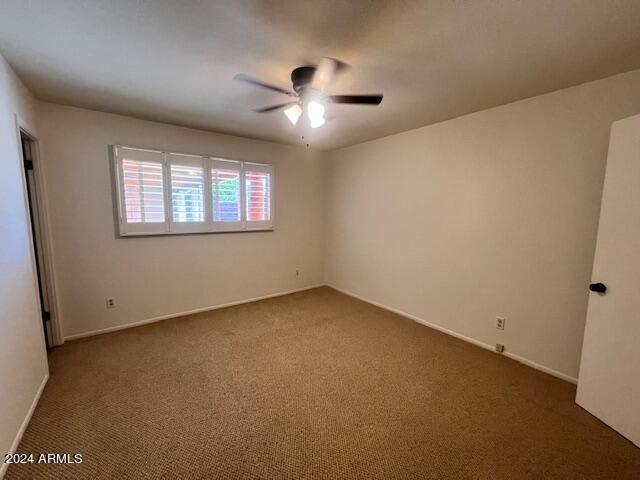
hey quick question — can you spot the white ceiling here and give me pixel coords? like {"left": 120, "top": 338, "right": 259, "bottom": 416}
{"left": 2, "top": 0, "right": 640, "bottom": 150}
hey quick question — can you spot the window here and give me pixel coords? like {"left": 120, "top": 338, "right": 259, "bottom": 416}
{"left": 114, "top": 146, "right": 274, "bottom": 236}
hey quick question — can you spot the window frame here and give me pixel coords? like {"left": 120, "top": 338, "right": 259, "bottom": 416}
{"left": 113, "top": 145, "right": 274, "bottom": 237}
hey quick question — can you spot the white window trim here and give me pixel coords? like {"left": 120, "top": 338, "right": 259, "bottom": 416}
{"left": 113, "top": 145, "right": 274, "bottom": 237}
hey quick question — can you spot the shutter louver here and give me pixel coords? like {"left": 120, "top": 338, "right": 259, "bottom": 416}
{"left": 245, "top": 171, "right": 271, "bottom": 222}
{"left": 122, "top": 159, "right": 165, "bottom": 223}
{"left": 212, "top": 168, "right": 241, "bottom": 222}
{"left": 168, "top": 154, "right": 206, "bottom": 224}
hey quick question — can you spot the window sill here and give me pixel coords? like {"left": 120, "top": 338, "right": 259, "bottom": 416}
{"left": 119, "top": 227, "right": 274, "bottom": 237}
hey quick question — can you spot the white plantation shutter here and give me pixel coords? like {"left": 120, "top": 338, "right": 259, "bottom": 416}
{"left": 244, "top": 163, "right": 273, "bottom": 229}
{"left": 115, "top": 147, "right": 168, "bottom": 235}
{"left": 211, "top": 158, "right": 242, "bottom": 230}
{"left": 167, "top": 153, "right": 208, "bottom": 232}
{"left": 113, "top": 146, "right": 274, "bottom": 235}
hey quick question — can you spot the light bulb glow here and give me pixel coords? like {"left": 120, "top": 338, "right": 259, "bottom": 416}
{"left": 307, "top": 100, "right": 326, "bottom": 128}
{"left": 284, "top": 104, "right": 302, "bottom": 125}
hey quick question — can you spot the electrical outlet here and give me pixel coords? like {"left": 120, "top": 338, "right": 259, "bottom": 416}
{"left": 496, "top": 316, "right": 505, "bottom": 330}
{"left": 495, "top": 343, "right": 505, "bottom": 353}
{"left": 295, "top": 269, "right": 300, "bottom": 277}
{"left": 106, "top": 298, "right": 115, "bottom": 309}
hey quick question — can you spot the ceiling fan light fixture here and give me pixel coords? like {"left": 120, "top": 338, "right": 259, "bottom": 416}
{"left": 310, "top": 116, "right": 326, "bottom": 129}
{"left": 307, "top": 100, "right": 325, "bottom": 128}
{"left": 234, "top": 59, "right": 382, "bottom": 130}
{"left": 284, "top": 104, "right": 303, "bottom": 125}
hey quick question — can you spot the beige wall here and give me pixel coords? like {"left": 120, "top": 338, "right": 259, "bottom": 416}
{"left": 324, "top": 69, "right": 640, "bottom": 381}
{"left": 38, "top": 104, "right": 325, "bottom": 339}
{"left": 0, "top": 55, "right": 48, "bottom": 469}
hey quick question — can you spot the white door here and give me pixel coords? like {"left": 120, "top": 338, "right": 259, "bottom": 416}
{"left": 576, "top": 114, "right": 640, "bottom": 447}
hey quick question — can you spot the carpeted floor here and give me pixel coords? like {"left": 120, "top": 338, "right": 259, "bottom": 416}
{"left": 7, "top": 287, "right": 639, "bottom": 479}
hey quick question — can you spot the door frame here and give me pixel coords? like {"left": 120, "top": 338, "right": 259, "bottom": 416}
{"left": 14, "top": 114, "right": 64, "bottom": 346}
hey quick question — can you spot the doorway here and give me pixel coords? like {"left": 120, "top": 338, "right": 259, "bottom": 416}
{"left": 20, "top": 130, "right": 54, "bottom": 349}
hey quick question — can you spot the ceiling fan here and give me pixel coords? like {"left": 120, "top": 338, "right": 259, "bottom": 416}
{"left": 233, "top": 58, "right": 383, "bottom": 129}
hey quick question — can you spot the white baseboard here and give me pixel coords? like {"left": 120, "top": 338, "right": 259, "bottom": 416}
{"left": 64, "top": 284, "right": 325, "bottom": 341}
{"left": 1, "top": 373, "right": 49, "bottom": 479}
{"left": 327, "top": 284, "right": 578, "bottom": 384}
{"left": 62, "top": 281, "right": 577, "bottom": 384}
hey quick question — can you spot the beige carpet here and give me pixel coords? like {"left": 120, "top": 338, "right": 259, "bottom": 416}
{"left": 7, "top": 287, "right": 639, "bottom": 479}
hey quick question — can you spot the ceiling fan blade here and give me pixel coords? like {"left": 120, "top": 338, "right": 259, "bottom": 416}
{"left": 233, "top": 73, "right": 296, "bottom": 96}
{"left": 326, "top": 94, "right": 383, "bottom": 105}
{"left": 253, "top": 102, "right": 297, "bottom": 113}
{"left": 311, "top": 57, "right": 351, "bottom": 92}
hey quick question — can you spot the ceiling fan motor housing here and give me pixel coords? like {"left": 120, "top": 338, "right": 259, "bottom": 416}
{"left": 291, "top": 66, "right": 316, "bottom": 94}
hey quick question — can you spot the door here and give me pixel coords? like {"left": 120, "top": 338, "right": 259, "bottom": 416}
{"left": 21, "top": 132, "right": 53, "bottom": 349}
{"left": 576, "top": 114, "right": 640, "bottom": 447}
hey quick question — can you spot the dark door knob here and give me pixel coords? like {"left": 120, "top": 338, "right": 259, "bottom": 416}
{"left": 589, "top": 282, "right": 607, "bottom": 294}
